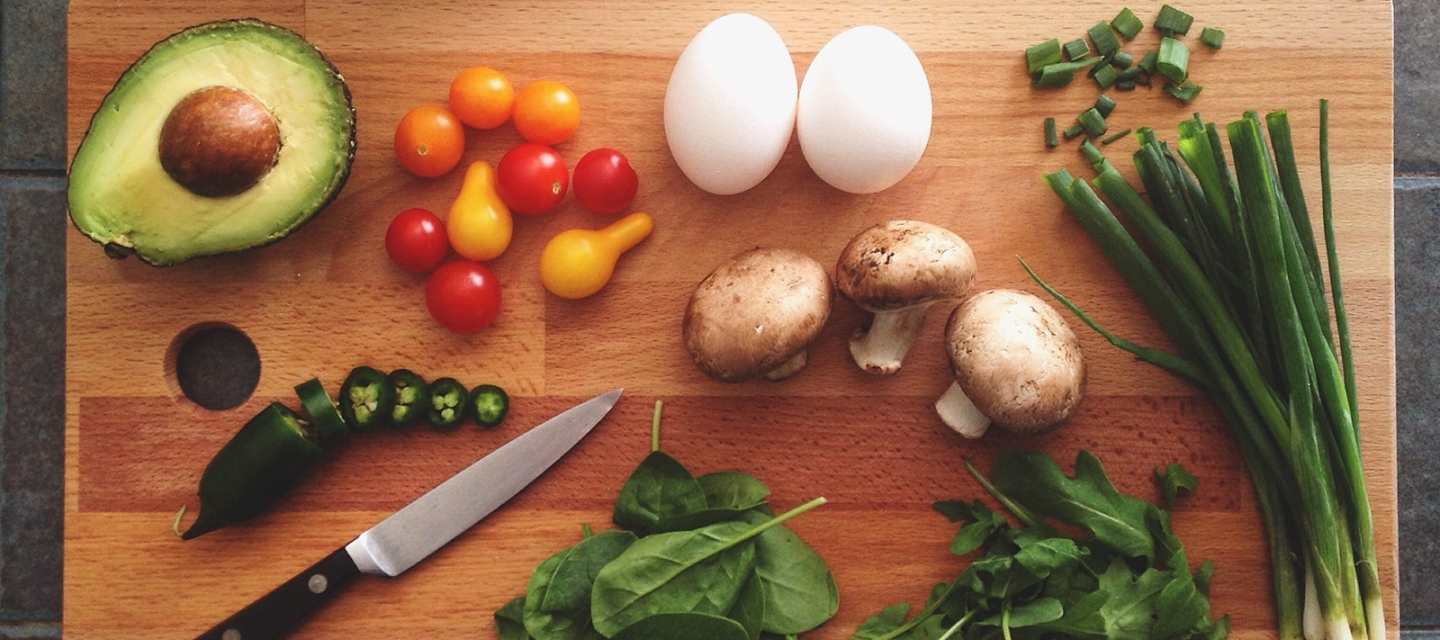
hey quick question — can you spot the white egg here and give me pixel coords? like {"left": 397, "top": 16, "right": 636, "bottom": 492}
{"left": 664, "top": 14, "right": 797, "bottom": 196}
{"left": 798, "top": 26, "right": 932, "bottom": 194}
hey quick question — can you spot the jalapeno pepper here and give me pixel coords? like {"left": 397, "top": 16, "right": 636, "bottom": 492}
{"left": 295, "top": 378, "right": 348, "bottom": 445}
{"left": 388, "top": 369, "right": 429, "bottom": 427}
{"left": 182, "top": 402, "right": 322, "bottom": 540}
{"left": 427, "top": 377, "right": 468, "bottom": 430}
{"left": 338, "top": 365, "right": 395, "bottom": 431}
{"left": 468, "top": 383, "right": 509, "bottom": 429}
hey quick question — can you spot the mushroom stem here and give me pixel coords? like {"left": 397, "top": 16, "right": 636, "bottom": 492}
{"left": 763, "top": 350, "right": 810, "bottom": 381}
{"left": 849, "top": 303, "right": 934, "bottom": 375}
{"left": 934, "top": 380, "right": 992, "bottom": 439}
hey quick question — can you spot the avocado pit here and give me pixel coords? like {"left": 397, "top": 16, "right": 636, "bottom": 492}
{"left": 159, "top": 86, "right": 281, "bottom": 197}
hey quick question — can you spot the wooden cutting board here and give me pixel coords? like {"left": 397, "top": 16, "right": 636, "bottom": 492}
{"left": 64, "top": 0, "right": 1398, "bottom": 637}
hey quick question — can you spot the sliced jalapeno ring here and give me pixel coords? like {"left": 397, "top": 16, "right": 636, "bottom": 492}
{"left": 295, "top": 378, "right": 347, "bottom": 446}
{"left": 468, "top": 384, "right": 509, "bottom": 429}
{"left": 388, "top": 369, "right": 429, "bottom": 427}
{"left": 338, "top": 365, "right": 396, "bottom": 431}
{"left": 182, "top": 402, "right": 322, "bottom": 540}
{"left": 427, "top": 377, "right": 468, "bottom": 431}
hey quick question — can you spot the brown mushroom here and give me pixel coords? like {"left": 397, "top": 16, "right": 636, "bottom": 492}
{"left": 935, "top": 289, "right": 1085, "bottom": 438}
{"left": 835, "top": 220, "right": 976, "bottom": 375}
{"left": 683, "top": 247, "right": 833, "bottom": 382}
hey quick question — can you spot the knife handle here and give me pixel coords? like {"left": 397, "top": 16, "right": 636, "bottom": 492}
{"left": 195, "top": 547, "right": 361, "bottom": 640}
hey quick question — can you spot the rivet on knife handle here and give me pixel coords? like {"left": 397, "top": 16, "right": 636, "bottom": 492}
{"left": 195, "top": 547, "right": 361, "bottom": 640}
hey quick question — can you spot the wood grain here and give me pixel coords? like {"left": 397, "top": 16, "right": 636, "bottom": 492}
{"left": 65, "top": 0, "right": 1397, "bottom": 638}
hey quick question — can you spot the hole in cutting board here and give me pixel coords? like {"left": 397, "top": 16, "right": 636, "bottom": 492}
{"left": 166, "top": 323, "right": 261, "bottom": 410}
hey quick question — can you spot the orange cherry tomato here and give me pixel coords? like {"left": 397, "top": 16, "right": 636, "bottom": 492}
{"left": 512, "top": 80, "right": 580, "bottom": 145}
{"left": 449, "top": 67, "right": 514, "bottom": 130}
{"left": 394, "top": 104, "right": 466, "bottom": 178}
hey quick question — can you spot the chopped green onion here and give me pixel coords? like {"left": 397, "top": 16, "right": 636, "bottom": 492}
{"left": 1164, "top": 81, "right": 1203, "bottom": 103}
{"left": 1117, "top": 66, "right": 1144, "bottom": 81}
{"left": 1044, "top": 117, "right": 1059, "bottom": 148}
{"left": 1113, "top": 51, "right": 1135, "bottom": 69}
{"left": 1115, "top": 79, "right": 1138, "bottom": 91}
{"left": 1094, "top": 65, "right": 1119, "bottom": 90}
{"left": 1063, "top": 123, "right": 1085, "bottom": 140}
{"left": 1139, "top": 50, "right": 1158, "bottom": 74}
{"left": 1095, "top": 94, "right": 1117, "bottom": 118}
{"left": 1157, "top": 37, "right": 1190, "bottom": 83}
{"left": 1078, "top": 108, "right": 1108, "bottom": 137}
{"left": 1155, "top": 4, "right": 1195, "bottom": 36}
{"left": 1101, "top": 128, "right": 1134, "bottom": 145}
{"left": 1026, "top": 38, "right": 1063, "bottom": 74}
{"left": 1088, "top": 21, "right": 1120, "bottom": 57}
{"left": 1063, "top": 38, "right": 1090, "bottom": 61}
{"left": 1031, "top": 56, "right": 1103, "bottom": 88}
{"left": 1111, "top": 7, "right": 1144, "bottom": 39}
{"left": 1201, "top": 26, "right": 1225, "bottom": 49}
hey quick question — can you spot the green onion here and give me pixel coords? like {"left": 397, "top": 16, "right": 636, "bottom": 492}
{"left": 1095, "top": 94, "right": 1117, "bottom": 118}
{"left": 1155, "top": 4, "right": 1195, "bottom": 36}
{"left": 1025, "top": 38, "right": 1062, "bottom": 74}
{"left": 1063, "top": 123, "right": 1085, "bottom": 140}
{"left": 1063, "top": 38, "right": 1090, "bottom": 61}
{"left": 1094, "top": 64, "right": 1119, "bottom": 90}
{"left": 1165, "top": 81, "right": 1203, "bottom": 103}
{"left": 1115, "top": 79, "right": 1138, "bottom": 91}
{"left": 1078, "top": 107, "right": 1107, "bottom": 137}
{"left": 1031, "top": 56, "right": 1103, "bottom": 88}
{"left": 1079, "top": 139, "right": 1116, "bottom": 173}
{"left": 1044, "top": 117, "right": 1058, "bottom": 148}
{"left": 1111, "top": 7, "right": 1144, "bottom": 39}
{"left": 1088, "top": 21, "right": 1120, "bottom": 57}
{"left": 1101, "top": 128, "right": 1133, "bottom": 145}
{"left": 1117, "top": 66, "right": 1144, "bottom": 82}
{"left": 1139, "top": 50, "right": 1158, "bottom": 74}
{"left": 1034, "top": 104, "right": 1385, "bottom": 640}
{"left": 1113, "top": 51, "right": 1135, "bottom": 69}
{"left": 1201, "top": 26, "right": 1226, "bottom": 49}
{"left": 1157, "top": 37, "right": 1190, "bottom": 83}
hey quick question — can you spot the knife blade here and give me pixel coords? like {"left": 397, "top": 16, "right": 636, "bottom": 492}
{"left": 194, "top": 388, "right": 624, "bottom": 640}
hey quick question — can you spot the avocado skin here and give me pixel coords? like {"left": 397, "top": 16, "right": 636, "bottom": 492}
{"left": 68, "top": 18, "right": 357, "bottom": 267}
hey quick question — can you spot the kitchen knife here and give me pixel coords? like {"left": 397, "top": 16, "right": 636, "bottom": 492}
{"left": 194, "top": 388, "right": 624, "bottom": 640}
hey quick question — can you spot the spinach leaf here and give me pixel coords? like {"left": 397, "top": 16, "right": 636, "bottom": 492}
{"left": 608, "top": 612, "right": 750, "bottom": 640}
{"left": 495, "top": 596, "right": 533, "bottom": 640}
{"left": 590, "top": 520, "right": 760, "bottom": 637}
{"left": 523, "top": 547, "right": 603, "bottom": 640}
{"left": 698, "top": 471, "right": 771, "bottom": 509}
{"left": 739, "top": 511, "right": 839, "bottom": 635}
{"left": 538, "top": 530, "right": 638, "bottom": 613}
{"left": 612, "top": 451, "right": 709, "bottom": 536}
{"left": 728, "top": 571, "right": 766, "bottom": 640}
{"left": 991, "top": 449, "right": 1154, "bottom": 561}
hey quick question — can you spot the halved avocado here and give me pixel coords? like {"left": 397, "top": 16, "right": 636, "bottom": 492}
{"left": 68, "top": 19, "right": 356, "bottom": 266}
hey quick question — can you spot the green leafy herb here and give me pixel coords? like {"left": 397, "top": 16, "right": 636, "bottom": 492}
{"left": 496, "top": 597, "right": 533, "bottom": 640}
{"left": 848, "top": 450, "right": 1226, "bottom": 640}
{"left": 741, "top": 511, "right": 840, "bottom": 634}
{"left": 729, "top": 572, "right": 766, "bottom": 640}
{"left": 609, "top": 612, "right": 750, "bottom": 640}
{"left": 1156, "top": 463, "right": 1200, "bottom": 509}
{"left": 612, "top": 451, "right": 708, "bottom": 535}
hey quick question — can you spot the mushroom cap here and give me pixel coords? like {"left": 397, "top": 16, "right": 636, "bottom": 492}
{"left": 944, "top": 289, "right": 1085, "bottom": 433}
{"left": 835, "top": 220, "right": 976, "bottom": 312}
{"left": 684, "top": 247, "right": 833, "bottom": 382}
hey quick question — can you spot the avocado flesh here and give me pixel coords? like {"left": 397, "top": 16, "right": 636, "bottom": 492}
{"left": 68, "top": 20, "right": 355, "bottom": 266}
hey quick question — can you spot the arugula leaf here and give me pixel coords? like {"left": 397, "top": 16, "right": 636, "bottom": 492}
{"left": 1155, "top": 463, "right": 1199, "bottom": 510}
{"left": 1012, "top": 532, "right": 1089, "bottom": 578}
{"left": 974, "top": 597, "right": 1065, "bottom": 629}
{"left": 850, "top": 603, "right": 911, "bottom": 639}
{"left": 933, "top": 499, "right": 1008, "bottom": 556}
{"left": 496, "top": 596, "right": 533, "bottom": 640}
{"left": 1097, "top": 559, "right": 1171, "bottom": 640}
{"left": 1153, "top": 568, "right": 1211, "bottom": 640}
{"left": 612, "top": 451, "right": 709, "bottom": 535}
{"left": 1035, "top": 589, "right": 1109, "bottom": 639}
{"left": 991, "top": 450, "right": 1155, "bottom": 561}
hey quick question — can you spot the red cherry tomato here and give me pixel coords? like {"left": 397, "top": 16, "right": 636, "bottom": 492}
{"left": 572, "top": 148, "right": 639, "bottom": 215}
{"left": 425, "top": 260, "right": 502, "bottom": 334}
{"left": 496, "top": 143, "right": 569, "bottom": 216}
{"left": 385, "top": 208, "right": 449, "bottom": 274}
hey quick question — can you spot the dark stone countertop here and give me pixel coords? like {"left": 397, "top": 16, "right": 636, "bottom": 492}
{"left": 1, "top": 1, "right": 1434, "bottom": 638}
